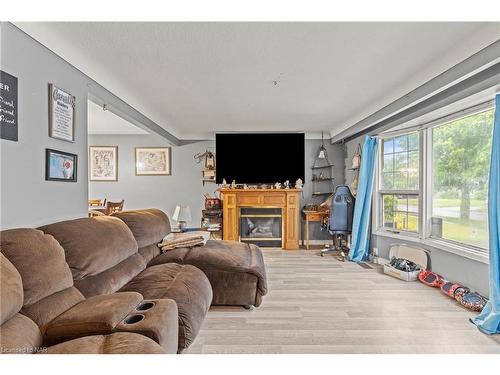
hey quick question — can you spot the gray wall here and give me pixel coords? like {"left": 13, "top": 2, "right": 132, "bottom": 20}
{"left": 0, "top": 22, "right": 89, "bottom": 228}
{"left": 302, "top": 139, "right": 345, "bottom": 241}
{"left": 343, "top": 136, "right": 489, "bottom": 296}
{"left": 89, "top": 135, "right": 215, "bottom": 226}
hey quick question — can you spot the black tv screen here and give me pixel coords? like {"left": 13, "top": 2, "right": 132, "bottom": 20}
{"left": 216, "top": 133, "right": 305, "bottom": 184}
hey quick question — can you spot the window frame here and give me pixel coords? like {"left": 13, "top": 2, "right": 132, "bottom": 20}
{"left": 373, "top": 100, "right": 494, "bottom": 264}
{"left": 377, "top": 131, "right": 421, "bottom": 236}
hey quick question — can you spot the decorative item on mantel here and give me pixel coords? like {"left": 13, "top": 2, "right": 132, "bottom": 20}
{"left": 295, "top": 178, "right": 303, "bottom": 189}
{"left": 274, "top": 182, "right": 282, "bottom": 189}
{"left": 231, "top": 179, "right": 237, "bottom": 189}
{"left": 194, "top": 149, "right": 216, "bottom": 185}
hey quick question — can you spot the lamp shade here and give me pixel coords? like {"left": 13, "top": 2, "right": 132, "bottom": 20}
{"left": 172, "top": 205, "right": 192, "bottom": 222}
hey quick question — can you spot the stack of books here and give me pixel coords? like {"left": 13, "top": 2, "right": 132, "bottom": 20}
{"left": 205, "top": 223, "right": 221, "bottom": 232}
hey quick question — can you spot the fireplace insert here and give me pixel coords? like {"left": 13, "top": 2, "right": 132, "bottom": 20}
{"left": 239, "top": 207, "right": 282, "bottom": 247}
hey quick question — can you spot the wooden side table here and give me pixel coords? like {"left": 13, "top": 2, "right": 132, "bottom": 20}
{"left": 301, "top": 210, "right": 325, "bottom": 250}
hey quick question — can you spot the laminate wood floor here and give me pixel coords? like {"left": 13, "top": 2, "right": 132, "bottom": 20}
{"left": 185, "top": 249, "right": 500, "bottom": 354}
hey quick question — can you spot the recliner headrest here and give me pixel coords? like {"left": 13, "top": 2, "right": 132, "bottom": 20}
{"left": 0, "top": 253, "right": 23, "bottom": 325}
{"left": 1, "top": 228, "right": 74, "bottom": 306}
{"left": 39, "top": 216, "right": 138, "bottom": 281}
{"left": 112, "top": 209, "right": 171, "bottom": 248}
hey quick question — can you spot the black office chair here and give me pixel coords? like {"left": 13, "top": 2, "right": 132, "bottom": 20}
{"left": 320, "top": 185, "right": 355, "bottom": 259}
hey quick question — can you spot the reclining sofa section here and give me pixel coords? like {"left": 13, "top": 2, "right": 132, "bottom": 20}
{"left": 0, "top": 238, "right": 167, "bottom": 354}
{"left": 38, "top": 216, "right": 212, "bottom": 352}
{"left": 112, "top": 209, "right": 268, "bottom": 308}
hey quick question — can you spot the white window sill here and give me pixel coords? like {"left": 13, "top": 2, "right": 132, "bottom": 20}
{"left": 374, "top": 230, "right": 489, "bottom": 265}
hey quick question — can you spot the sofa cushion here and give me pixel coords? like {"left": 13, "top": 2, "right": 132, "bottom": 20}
{"left": 0, "top": 313, "right": 43, "bottom": 354}
{"left": 0, "top": 254, "right": 23, "bottom": 325}
{"left": 21, "top": 287, "right": 85, "bottom": 335}
{"left": 149, "top": 240, "right": 268, "bottom": 297}
{"left": 119, "top": 263, "right": 212, "bottom": 351}
{"left": 137, "top": 244, "right": 162, "bottom": 265}
{"left": 44, "top": 332, "right": 165, "bottom": 354}
{"left": 73, "top": 253, "right": 146, "bottom": 297}
{"left": 39, "top": 216, "right": 139, "bottom": 280}
{"left": 112, "top": 209, "right": 171, "bottom": 248}
{"left": 204, "top": 270, "right": 258, "bottom": 306}
{"left": 1, "top": 229, "right": 74, "bottom": 306}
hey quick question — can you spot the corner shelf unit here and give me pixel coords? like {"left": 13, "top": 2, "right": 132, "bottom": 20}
{"left": 311, "top": 141, "right": 335, "bottom": 199}
{"left": 311, "top": 164, "right": 334, "bottom": 170}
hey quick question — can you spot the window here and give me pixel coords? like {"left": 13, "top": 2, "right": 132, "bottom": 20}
{"left": 379, "top": 132, "right": 419, "bottom": 233}
{"left": 375, "top": 102, "right": 495, "bottom": 257}
{"left": 430, "top": 109, "right": 494, "bottom": 249}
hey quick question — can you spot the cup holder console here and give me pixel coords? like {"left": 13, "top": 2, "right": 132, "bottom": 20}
{"left": 123, "top": 314, "right": 145, "bottom": 325}
{"left": 137, "top": 301, "right": 155, "bottom": 311}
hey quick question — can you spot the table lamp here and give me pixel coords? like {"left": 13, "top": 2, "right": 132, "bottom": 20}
{"left": 172, "top": 205, "right": 192, "bottom": 232}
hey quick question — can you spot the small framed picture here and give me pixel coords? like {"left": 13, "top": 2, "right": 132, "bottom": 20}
{"left": 135, "top": 147, "right": 171, "bottom": 176}
{"left": 45, "top": 149, "right": 78, "bottom": 182}
{"left": 48, "top": 83, "right": 75, "bottom": 142}
{"left": 89, "top": 146, "right": 118, "bottom": 181}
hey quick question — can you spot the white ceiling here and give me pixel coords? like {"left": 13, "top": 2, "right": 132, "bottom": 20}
{"left": 87, "top": 100, "right": 148, "bottom": 135}
{"left": 16, "top": 22, "right": 500, "bottom": 139}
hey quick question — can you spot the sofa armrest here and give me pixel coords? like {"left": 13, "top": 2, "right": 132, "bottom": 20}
{"left": 116, "top": 299, "right": 179, "bottom": 354}
{"left": 45, "top": 292, "right": 143, "bottom": 343}
{"left": 44, "top": 292, "right": 179, "bottom": 353}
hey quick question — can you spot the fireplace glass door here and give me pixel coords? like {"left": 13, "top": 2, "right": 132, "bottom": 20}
{"left": 240, "top": 208, "right": 282, "bottom": 247}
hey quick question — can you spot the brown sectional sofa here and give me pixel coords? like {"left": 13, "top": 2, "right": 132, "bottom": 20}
{"left": 0, "top": 208, "right": 268, "bottom": 354}
{"left": 113, "top": 209, "right": 268, "bottom": 308}
{"left": 0, "top": 253, "right": 166, "bottom": 354}
{"left": 0, "top": 228, "right": 178, "bottom": 353}
{"left": 39, "top": 216, "right": 212, "bottom": 351}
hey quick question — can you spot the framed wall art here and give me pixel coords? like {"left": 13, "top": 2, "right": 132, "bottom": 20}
{"left": 48, "top": 83, "right": 75, "bottom": 142}
{"left": 89, "top": 146, "right": 118, "bottom": 181}
{"left": 45, "top": 149, "right": 78, "bottom": 182}
{"left": 0, "top": 70, "right": 18, "bottom": 142}
{"left": 135, "top": 147, "right": 171, "bottom": 176}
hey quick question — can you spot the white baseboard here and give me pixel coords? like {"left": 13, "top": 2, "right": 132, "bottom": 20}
{"left": 370, "top": 255, "right": 390, "bottom": 265}
{"left": 302, "top": 240, "right": 332, "bottom": 246}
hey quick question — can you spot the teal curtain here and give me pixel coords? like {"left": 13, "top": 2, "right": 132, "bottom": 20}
{"left": 472, "top": 94, "right": 500, "bottom": 334}
{"left": 348, "top": 136, "right": 378, "bottom": 262}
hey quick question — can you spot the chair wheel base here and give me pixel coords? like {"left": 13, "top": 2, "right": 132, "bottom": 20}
{"left": 320, "top": 247, "right": 348, "bottom": 262}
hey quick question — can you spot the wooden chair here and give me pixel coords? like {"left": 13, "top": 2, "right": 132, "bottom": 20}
{"left": 89, "top": 198, "right": 106, "bottom": 207}
{"left": 105, "top": 200, "right": 124, "bottom": 215}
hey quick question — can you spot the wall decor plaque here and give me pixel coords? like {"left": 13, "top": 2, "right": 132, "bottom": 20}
{"left": 0, "top": 70, "right": 18, "bottom": 141}
{"left": 49, "top": 83, "right": 75, "bottom": 142}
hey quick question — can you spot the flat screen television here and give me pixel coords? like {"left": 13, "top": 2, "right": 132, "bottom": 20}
{"left": 215, "top": 133, "right": 305, "bottom": 184}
